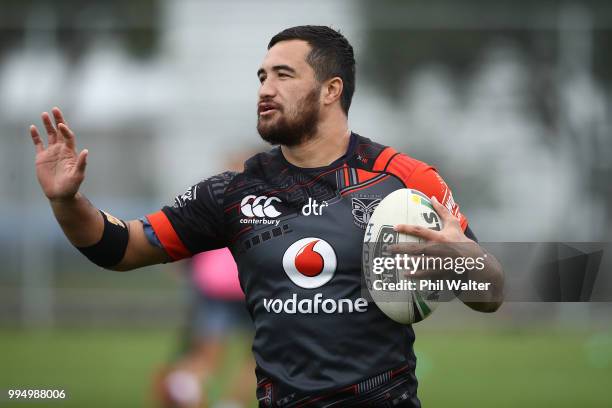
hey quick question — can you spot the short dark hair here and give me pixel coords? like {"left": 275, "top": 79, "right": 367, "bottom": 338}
{"left": 268, "top": 25, "right": 356, "bottom": 115}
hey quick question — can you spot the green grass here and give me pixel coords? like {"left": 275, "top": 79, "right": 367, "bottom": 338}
{"left": 414, "top": 329, "right": 612, "bottom": 407}
{"left": 0, "top": 329, "right": 174, "bottom": 407}
{"left": 0, "top": 328, "right": 611, "bottom": 407}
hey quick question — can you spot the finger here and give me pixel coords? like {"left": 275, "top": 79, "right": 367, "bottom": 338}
{"left": 52, "top": 107, "right": 68, "bottom": 127}
{"left": 76, "top": 149, "right": 88, "bottom": 173}
{"left": 408, "top": 267, "right": 446, "bottom": 280}
{"left": 402, "top": 269, "right": 420, "bottom": 279}
{"left": 406, "top": 269, "right": 427, "bottom": 279}
{"left": 29, "top": 125, "right": 45, "bottom": 153}
{"left": 416, "top": 242, "right": 456, "bottom": 257}
{"left": 41, "top": 112, "right": 57, "bottom": 144}
{"left": 389, "top": 243, "right": 449, "bottom": 258}
{"left": 389, "top": 242, "right": 427, "bottom": 254}
{"left": 58, "top": 123, "right": 76, "bottom": 150}
{"left": 430, "top": 196, "right": 453, "bottom": 224}
{"left": 403, "top": 269, "right": 438, "bottom": 280}
{"left": 394, "top": 224, "right": 439, "bottom": 241}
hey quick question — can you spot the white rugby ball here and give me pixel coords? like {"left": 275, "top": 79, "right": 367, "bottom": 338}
{"left": 362, "top": 188, "right": 443, "bottom": 324}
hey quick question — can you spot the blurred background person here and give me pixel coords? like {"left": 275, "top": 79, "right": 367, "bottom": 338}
{"left": 152, "top": 150, "right": 258, "bottom": 408}
{"left": 153, "top": 249, "right": 255, "bottom": 408}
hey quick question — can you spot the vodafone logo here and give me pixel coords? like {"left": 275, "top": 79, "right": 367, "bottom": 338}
{"left": 282, "top": 238, "right": 337, "bottom": 289}
{"left": 267, "top": 238, "right": 368, "bottom": 314}
{"left": 240, "top": 195, "right": 281, "bottom": 218}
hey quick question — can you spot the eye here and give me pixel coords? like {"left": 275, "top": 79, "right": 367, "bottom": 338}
{"left": 258, "top": 76, "right": 266, "bottom": 84}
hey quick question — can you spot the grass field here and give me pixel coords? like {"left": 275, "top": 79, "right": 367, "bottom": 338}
{"left": 1, "top": 328, "right": 611, "bottom": 407}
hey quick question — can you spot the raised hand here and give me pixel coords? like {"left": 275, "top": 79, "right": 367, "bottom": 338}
{"left": 30, "top": 107, "right": 88, "bottom": 201}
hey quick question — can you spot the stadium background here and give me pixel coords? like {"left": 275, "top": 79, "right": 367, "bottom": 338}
{"left": 1, "top": 0, "right": 611, "bottom": 406}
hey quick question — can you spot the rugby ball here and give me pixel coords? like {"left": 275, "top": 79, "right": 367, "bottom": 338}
{"left": 362, "top": 189, "right": 443, "bottom": 324}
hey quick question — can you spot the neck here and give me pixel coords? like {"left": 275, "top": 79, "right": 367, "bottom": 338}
{"left": 281, "top": 119, "right": 350, "bottom": 168}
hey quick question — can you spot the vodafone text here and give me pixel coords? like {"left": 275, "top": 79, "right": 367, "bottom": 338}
{"left": 263, "top": 293, "right": 368, "bottom": 314}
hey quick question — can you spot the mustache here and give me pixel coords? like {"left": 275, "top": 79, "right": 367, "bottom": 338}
{"left": 257, "top": 100, "right": 282, "bottom": 113}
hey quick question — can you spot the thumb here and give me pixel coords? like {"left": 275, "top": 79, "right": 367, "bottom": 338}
{"left": 76, "top": 149, "right": 88, "bottom": 173}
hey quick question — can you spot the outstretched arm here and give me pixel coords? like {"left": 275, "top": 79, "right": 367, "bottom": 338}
{"left": 30, "top": 107, "right": 170, "bottom": 271}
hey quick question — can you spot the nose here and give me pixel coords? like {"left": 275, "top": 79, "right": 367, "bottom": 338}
{"left": 258, "top": 77, "right": 277, "bottom": 100}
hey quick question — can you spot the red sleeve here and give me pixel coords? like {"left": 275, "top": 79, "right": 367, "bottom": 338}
{"left": 386, "top": 154, "right": 468, "bottom": 231}
{"left": 146, "top": 210, "right": 192, "bottom": 261}
{"left": 145, "top": 172, "right": 234, "bottom": 261}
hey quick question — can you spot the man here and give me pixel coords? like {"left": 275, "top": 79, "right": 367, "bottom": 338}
{"left": 30, "top": 26, "right": 503, "bottom": 407}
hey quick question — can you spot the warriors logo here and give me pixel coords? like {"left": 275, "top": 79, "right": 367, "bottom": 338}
{"left": 351, "top": 198, "right": 381, "bottom": 229}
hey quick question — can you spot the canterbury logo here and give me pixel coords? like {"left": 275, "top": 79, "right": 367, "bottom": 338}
{"left": 240, "top": 195, "right": 282, "bottom": 218}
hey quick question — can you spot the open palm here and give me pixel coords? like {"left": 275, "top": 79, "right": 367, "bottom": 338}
{"left": 30, "top": 107, "right": 88, "bottom": 201}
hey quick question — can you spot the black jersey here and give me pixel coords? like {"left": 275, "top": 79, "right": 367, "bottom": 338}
{"left": 146, "top": 133, "right": 468, "bottom": 406}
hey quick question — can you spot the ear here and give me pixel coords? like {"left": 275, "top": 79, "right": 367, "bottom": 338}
{"left": 322, "top": 77, "right": 343, "bottom": 106}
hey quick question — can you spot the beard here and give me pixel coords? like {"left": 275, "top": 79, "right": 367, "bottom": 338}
{"left": 257, "top": 86, "right": 321, "bottom": 147}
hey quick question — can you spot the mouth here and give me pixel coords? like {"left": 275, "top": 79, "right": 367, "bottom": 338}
{"left": 258, "top": 102, "right": 280, "bottom": 116}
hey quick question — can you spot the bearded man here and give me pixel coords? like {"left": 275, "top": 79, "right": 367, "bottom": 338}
{"left": 30, "top": 25, "right": 503, "bottom": 407}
